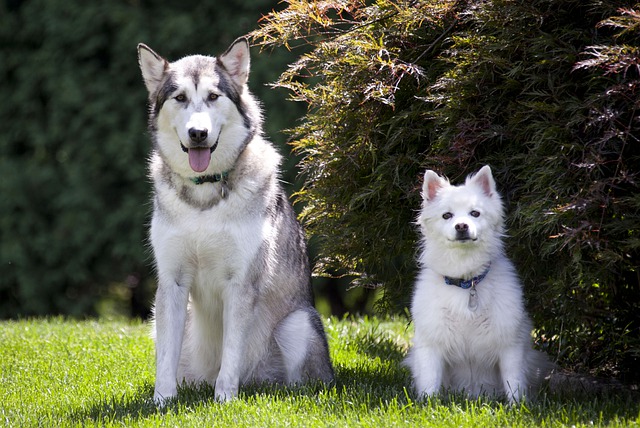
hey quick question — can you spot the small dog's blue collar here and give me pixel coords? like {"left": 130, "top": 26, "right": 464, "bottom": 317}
{"left": 190, "top": 171, "right": 229, "bottom": 185}
{"left": 444, "top": 263, "right": 491, "bottom": 289}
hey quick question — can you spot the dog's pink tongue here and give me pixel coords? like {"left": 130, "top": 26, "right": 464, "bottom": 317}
{"left": 188, "top": 148, "right": 211, "bottom": 172}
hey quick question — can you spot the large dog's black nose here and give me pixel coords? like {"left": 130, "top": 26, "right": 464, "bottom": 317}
{"left": 188, "top": 127, "right": 208, "bottom": 143}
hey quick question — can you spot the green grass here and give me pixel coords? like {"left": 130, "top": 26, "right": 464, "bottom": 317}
{"left": 0, "top": 317, "right": 638, "bottom": 427}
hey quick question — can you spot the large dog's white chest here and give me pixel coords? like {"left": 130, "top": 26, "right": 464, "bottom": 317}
{"left": 151, "top": 190, "right": 266, "bottom": 292}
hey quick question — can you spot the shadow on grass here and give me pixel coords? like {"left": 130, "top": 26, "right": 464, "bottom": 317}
{"left": 70, "top": 381, "right": 218, "bottom": 424}
{"left": 70, "top": 335, "right": 640, "bottom": 426}
{"left": 70, "top": 383, "right": 159, "bottom": 423}
{"left": 334, "top": 329, "right": 413, "bottom": 403}
{"left": 354, "top": 328, "right": 408, "bottom": 362}
{"left": 71, "top": 379, "right": 339, "bottom": 425}
{"left": 529, "top": 386, "right": 640, "bottom": 426}
{"left": 71, "top": 378, "right": 640, "bottom": 427}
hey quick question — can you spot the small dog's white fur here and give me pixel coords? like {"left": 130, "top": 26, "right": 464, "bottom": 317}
{"left": 406, "top": 165, "right": 550, "bottom": 403}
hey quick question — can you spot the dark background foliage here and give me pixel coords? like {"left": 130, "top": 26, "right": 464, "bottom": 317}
{"left": 252, "top": 0, "right": 640, "bottom": 383}
{"left": 0, "top": 0, "right": 312, "bottom": 318}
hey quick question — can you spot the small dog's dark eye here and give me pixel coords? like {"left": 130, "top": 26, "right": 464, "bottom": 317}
{"left": 208, "top": 93, "right": 219, "bottom": 101}
{"left": 442, "top": 212, "right": 453, "bottom": 220}
{"left": 175, "top": 94, "right": 187, "bottom": 102}
{"left": 470, "top": 210, "right": 480, "bottom": 218}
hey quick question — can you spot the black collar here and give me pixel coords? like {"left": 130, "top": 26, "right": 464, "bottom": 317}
{"left": 444, "top": 263, "right": 491, "bottom": 289}
{"left": 189, "top": 171, "right": 229, "bottom": 185}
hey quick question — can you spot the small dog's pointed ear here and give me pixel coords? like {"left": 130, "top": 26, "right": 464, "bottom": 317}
{"left": 219, "top": 37, "right": 250, "bottom": 87}
{"left": 422, "top": 170, "right": 447, "bottom": 202}
{"left": 468, "top": 165, "right": 496, "bottom": 198}
{"left": 138, "top": 43, "right": 168, "bottom": 94}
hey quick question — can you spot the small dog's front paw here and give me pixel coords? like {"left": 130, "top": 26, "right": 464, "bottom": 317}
{"left": 503, "top": 378, "right": 526, "bottom": 404}
{"left": 505, "top": 388, "right": 524, "bottom": 405}
{"left": 414, "top": 375, "right": 440, "bottom": 399}
{"left": 415, "top": 386, "right": 438, "bottom": 399}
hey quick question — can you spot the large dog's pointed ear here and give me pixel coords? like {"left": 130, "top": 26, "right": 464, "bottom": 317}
{"left": 138, "top": 43, "right": 168, "bottom": 94}
{"left": 467, "top": 165, "right": 496, "bottom": 198}
{"left": 219, "top": 37, "right": 250, "bottom": 87}
{"left": 422, "top": 170, "right": 447, "bottom": 202}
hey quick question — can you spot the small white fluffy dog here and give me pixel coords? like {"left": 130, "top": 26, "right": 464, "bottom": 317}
{"left": 405, "top": 166, "right": 550, "bottom": 403}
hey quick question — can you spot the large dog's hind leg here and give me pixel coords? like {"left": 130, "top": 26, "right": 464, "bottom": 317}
{"left": 153, "top": 274, "right": 190, "bottom": 405}
{"left": 275, "top": 309, "right": 313, "bottom": 383}
{"left": 276, "top": 308, "right": 334, "bottom": 384}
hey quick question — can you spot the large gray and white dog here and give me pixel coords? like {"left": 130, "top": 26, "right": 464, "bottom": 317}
{"left": 138, "top": 37, "right": 334, "bottom": 404}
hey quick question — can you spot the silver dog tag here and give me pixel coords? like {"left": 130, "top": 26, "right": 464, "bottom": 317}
{"left": 468, "top": 283, "right": 478, "bottom": 312}
{"left": 221, "top": 182, "right": 229, "bottom": 199}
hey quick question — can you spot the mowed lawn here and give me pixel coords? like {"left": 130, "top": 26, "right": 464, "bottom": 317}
{"left": 0, "top": 317, "right": 638, "bottom": 427}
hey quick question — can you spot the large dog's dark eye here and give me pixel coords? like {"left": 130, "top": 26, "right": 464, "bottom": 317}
{"left": 442, "top": 212, "right": 453, "bottom": 220}
{"left": 208, "top": 93, "right": 219, "bottom": 101}
{"left": 175, "top": 94, "right": 187, "bottom": 102}
{"left": 470, "top": 210, "right": 480, "bottom": 218}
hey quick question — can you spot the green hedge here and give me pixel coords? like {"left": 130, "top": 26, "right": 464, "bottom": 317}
{"left": 252, "top": 0, "right": 640, "bottom": 382}
{"left": 0, "top": 0, "right": 300, "bottom": 317}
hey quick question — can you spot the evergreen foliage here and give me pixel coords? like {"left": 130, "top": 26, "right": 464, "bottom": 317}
{"left": 0, "top": 0, "right": 300, "bottom": 318}
{"left": 252, "top": 0, "right": 640, "bottom": 381}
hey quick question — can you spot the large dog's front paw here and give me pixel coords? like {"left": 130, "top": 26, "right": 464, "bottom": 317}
{"left": 214, "top": 376, "right": 239, "bottom": 402}
{"left": 153, "top": 387, "right": 177, "bottom": 407}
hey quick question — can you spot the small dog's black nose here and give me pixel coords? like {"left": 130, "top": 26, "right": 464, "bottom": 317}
{"left": 188, "top": 127, "right": 208, "bottom": 143}
{"left": 455, "top": 223, "right": 468, "bottom": 232}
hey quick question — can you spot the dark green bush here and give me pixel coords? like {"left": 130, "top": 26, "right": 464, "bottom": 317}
{"left": 252, "top": 0, "right": 640, "bottom": 381}
{"left": 431, "top": 1, "right": 640, "bottom": 382}
{"left": 0, "top": 0, "right": 300, "bottom": 318}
